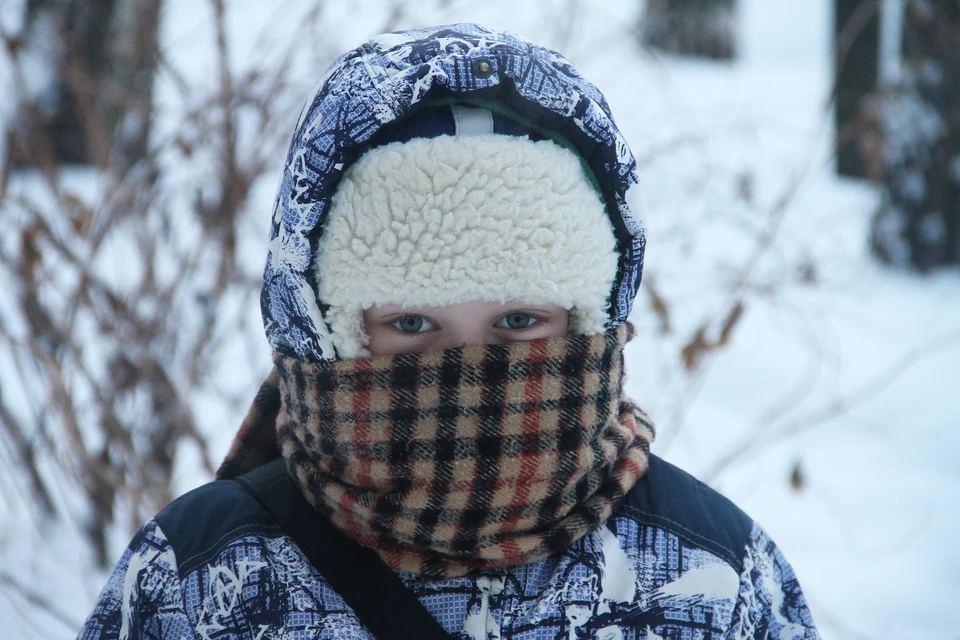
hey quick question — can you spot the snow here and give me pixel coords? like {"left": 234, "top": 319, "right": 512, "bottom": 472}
{"left": 1, "top": 0, "right": 959, "bottom": 637}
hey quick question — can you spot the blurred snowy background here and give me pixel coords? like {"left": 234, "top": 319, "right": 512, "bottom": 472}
{"left": 1, "top": 0, "right": 958, "bottom": 637}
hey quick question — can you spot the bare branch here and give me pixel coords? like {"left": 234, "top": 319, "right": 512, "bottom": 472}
{"left": 703, "top": 327, "right": 960, "bottom": 483}
{"left": 0, "top": 570, "right": 83, "bottom": 633}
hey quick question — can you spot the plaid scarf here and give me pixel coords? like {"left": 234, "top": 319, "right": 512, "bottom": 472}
{"left": 218, "top": 324, "right": 654, "bottom": 578}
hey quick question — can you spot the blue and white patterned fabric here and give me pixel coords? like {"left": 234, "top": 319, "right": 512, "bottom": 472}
{"left": 261, "top": 23, "right": 646, "bottom": 361}
{"left": 78, "top": 456, "right": 819, "bottom": 639}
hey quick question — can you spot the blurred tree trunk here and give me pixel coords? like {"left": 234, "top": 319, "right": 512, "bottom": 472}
{"left": 834, "top": 0, "right": 880, "bottom": 178}
{"left": 10, "top": 0, "right": 160, "bottom": 173}
{"left": 640, "top": 0, "right": 738, "bottom": 60}
{"left": 869, "top": 0, "right": 960, "bottom": 270}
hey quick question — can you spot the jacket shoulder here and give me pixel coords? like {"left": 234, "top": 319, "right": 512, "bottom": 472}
{"left": 154, "top": 478, "right": 283, "bottom": 576}
{"left": 617, "top": 454, "right": 754, "bottom": 572}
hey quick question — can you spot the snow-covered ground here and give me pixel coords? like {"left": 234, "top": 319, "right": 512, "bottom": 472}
{"left": 1, "top": 0, "right": 958, "bottom": 637}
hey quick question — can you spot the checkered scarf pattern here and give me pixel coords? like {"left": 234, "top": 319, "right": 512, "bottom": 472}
{"left": 216, "top": 368, "right": 282, "bottom": 481}
{"left": 274, "top": 323, "right": 654, "bottom": 578}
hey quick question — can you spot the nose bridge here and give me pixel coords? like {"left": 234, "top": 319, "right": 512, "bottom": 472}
{"left": 437, "top": 319, "right": 488, "bottom": 350}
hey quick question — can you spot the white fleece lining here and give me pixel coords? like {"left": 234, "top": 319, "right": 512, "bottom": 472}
{"left": 315, "top": 134, "right": 619, "bottom": 358}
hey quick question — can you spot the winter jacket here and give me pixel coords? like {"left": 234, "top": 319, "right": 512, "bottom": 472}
{"left": 78, "top": 454, "right": 819, "bottom": 639}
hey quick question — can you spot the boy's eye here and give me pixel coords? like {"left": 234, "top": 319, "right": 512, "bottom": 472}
{"left": 391, "top": 315, "right": 434, "bottom": 333}
{"left": 497, "top": 313, "right": 538, "bottom": 330}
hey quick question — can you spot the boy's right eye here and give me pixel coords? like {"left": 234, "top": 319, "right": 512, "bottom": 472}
{"left": 391, "top": 315, "right": 435, "bottom": 333}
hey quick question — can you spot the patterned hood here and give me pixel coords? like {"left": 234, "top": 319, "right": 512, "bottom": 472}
{"left": 262, "top": 23, "right": 646, "bottom": 361}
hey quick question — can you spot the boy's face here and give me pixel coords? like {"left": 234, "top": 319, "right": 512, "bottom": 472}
{"left": 363, "top": 301, "right": 570, "bottom": 356}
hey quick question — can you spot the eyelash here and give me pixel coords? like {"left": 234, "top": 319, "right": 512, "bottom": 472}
{"left": 389, "top": 315, "right": 436, "bottom": 333}
{"left": 386, "top": 312, "right": 547, "bottom": 334}
{"left": 494, "top": 312, "right": 542, "bottom": 330}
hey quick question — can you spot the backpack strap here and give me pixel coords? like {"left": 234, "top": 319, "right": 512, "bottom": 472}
{"left": 235, "top": 459, "right": 452, "bottom": 640}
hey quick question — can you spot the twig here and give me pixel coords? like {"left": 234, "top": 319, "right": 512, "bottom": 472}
{"left": 703, "top": 327, "right": 960, "bottom": 483}
{"left": 0, "top": 395, "right": 56, "bottom": 518}
{"left": 0, "top": 570, "right": 83, "bottom": 633}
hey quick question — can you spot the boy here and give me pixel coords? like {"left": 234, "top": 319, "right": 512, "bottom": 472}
{"left": 80, "top": 24, "right": 819, "bottom": 639}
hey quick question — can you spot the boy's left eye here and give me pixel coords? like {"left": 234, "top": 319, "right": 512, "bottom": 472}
{"left": 391, "top": 315, "right": 435, "bottom": 333}
{"left": 496, "top": 313, "right": 538, "bottom": 330}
